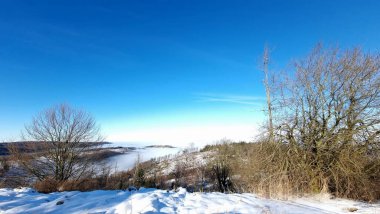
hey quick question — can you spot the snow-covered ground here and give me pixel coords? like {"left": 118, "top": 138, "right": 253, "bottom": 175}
{"left": 1, "top": 188, "right": 379, "bottom": 214}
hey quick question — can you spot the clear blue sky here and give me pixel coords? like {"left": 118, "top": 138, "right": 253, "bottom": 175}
{"left": 1, "top": 0, "right": 380, "bottom": 144}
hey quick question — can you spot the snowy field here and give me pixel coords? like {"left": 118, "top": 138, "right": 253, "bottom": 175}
{"left": 1, "top": 188, "right": 379, "bottom": 214}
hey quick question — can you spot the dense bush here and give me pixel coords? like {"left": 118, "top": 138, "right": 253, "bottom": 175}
{"left": 204, "top": 141, "right": 380, "bottom": 201}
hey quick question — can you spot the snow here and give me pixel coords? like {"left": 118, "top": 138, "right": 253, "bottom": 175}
{"left": 107, "top": 147, "right": 182, "bottom": 171}
{"left": 151, "top": 150, "right": 213, "bottom": 176}
{"left": 0, "top": 187, "right": 379, "bottom": 214}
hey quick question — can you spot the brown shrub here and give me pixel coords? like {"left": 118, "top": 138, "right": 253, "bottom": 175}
{"left": 34, "top": 178, "right": 60, "bottom": 193}
{"left": 208, "top": 141, "right": 380, "bottom": 201}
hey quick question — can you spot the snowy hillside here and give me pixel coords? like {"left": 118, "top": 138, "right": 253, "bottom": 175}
{"left": 1, "top": 188, "right": 379, "bottom": 214}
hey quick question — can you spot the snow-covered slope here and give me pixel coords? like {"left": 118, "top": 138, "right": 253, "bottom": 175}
{"left": 0, "top": 187, "right": 379, "bottom": 214}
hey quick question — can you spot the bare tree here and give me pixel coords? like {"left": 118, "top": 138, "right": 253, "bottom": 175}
{"left": 262, "top": 45, "right": 274, "bottom": 141}
{"left": 268, "top": 45, "right": 380, "bottom": 199}
{"left": 275, "top": 45, "right": 380, "bottom": 153}
{"left": 10, "top": 104, "right": 103, "bottom": 182}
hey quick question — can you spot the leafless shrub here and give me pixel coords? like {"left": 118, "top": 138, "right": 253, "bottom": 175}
{"left": 206, "top": 142, "right": 235, "bottom": 193}
{"left": 9, "top": 104, "right": 103, "bottom": 188}
{"left": 0, "top": 156, "right": 9, "bottom": 176}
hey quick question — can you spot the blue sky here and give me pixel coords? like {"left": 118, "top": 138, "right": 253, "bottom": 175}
{"left": 1, "top": 0, "right": 380, "bottom": 144}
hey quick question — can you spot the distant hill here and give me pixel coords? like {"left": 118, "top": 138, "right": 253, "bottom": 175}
{"left": 0, "top": 141, "right": 111, "bottom": 156}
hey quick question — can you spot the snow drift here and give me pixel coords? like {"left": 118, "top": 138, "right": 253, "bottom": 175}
{"left": 1, "top": 187, "right": 379, "bottom": 213}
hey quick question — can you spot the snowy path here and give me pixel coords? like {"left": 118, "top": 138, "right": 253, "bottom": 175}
{"left": 0, "top": 188, "right": 379, "bottom": 214}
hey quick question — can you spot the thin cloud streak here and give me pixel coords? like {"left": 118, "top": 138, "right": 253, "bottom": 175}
{"left": 195, "top": 93, "right": 266, "bottom": 106}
